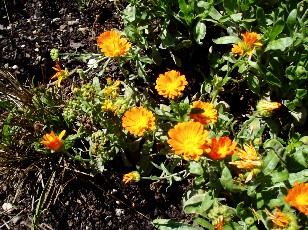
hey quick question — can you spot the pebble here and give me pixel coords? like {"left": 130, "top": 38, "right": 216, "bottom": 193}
{"left": 12, "top": 215, "right": 22, "bottom": 224}
{"left": 12, "top": 65, "right": 18, "bottom": 70}
{"left": 2, "top": 202, "right": 14, "bottom": 212}
{"left": 67, "top": 20, "right": 79, "bottom": 26}
{"left": 115, "top": 208, "right": 124, "bottom": 216}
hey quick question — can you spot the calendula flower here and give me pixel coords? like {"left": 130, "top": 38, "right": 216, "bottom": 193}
{"left": 229, "top": 143, "right": 262, "bottom": 170}
{"left": 232, "top": 32, "right": 262, "bottom": 56}
{"left": 213, "top": 215, "right": 224, "bottom": 230}
{"left": 188, "top": 101, "right": 218, "bottom": 125}
{"left": 122, "top": 107, "right": 155, "bottom": 136}
{"left": 50, "top": 61, "right": 69, "bottom": 87}
{"left": 41, "top": 130, "right": 66, "bottom": 151}
{"left": 256, "top": 99, "right": 282, "bottom": 117}
{"left": 97, "top": 30, "right": 131, "bottom": 57}
{"left": 207, "top": 137, "right": 237, "bottom": 160}
{"left": 123, "top": 171, "right": 141, "bottom": 184}
{"left": 155, "top": 70, "right": 188, "bottom": 99}
{"left": 284, "top": 182, "right": 308, "bottom": 215}
{"left": 167, "top": 121, "right": 211, "bottom": 161}
{"left": 265, "top": 207, "right": 290, "bottom": 228}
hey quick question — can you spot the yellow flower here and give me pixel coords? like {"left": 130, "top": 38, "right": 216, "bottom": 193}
{"left": 256, "top": 99, "right": 282, "bottom": 117}
{"left": 284, "top": 182, "right": 308, "bottom": 215}
{"left": 41, "top": 130, "right": 66, "bottom": 151}
{"left": 265, "top": 207, "right": 290, "bottom": 228}
{"left": 231, "top": 42, "right": 244, "bottom": 56}
{"left": 123, "top": 171, "right": 140, "bottom": 184}
{"left": 188, "top": 101, "right": 218, "bottom": 125}
{"left": 167, "top": 121, "right": 211, "bottom": 161}
{"left": 155, "top": 70, "right": 188, "bottom": 99}
{"left": 232, "top": 32, "right": 262, "bottom": 56}
{"left": 122, "top": 107, "right": 155, "bottom": 136}
{"left": 97, "top": 30, "right": 131, "bottom": 57}
{"left": 50, "top": 61, "right": 69, "bottom": 87}
{"left": 229, "top": 143, "right": 262, "bottom": 170}
{"left": 207, "top": 137, "right": 236, "bottom": 160}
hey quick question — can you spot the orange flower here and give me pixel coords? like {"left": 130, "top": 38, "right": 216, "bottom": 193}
{"left": 188, "top": 101, "right": 218, "bottom": 125}
{"left": 123, "top": 171, "right": 140, "bottom": 184}
{"left": 122, "top": 107, "right": 155, "bottom": 136}
{"left": 213, "top": 215, "right": 224, "bottom": 230}
{"left": 229, "top": 143, "right": 262, "bottom": 170}
{"left": 41, "top": 130, "right": 66, "bottom": 151}
{"left": 155, "top": 70, "right": 188, "bottom": 99}
{"left": 167, "top": 121, "right": 211, "bottom": 161}
{"left": 265, "top": 207, "right": 290, "bottom": 228}
{"left": 232, "top": 32, "right": 262, "bottom": 56}
{"left": 231, "top": 42, "right": 244, "bottom": 56}
{"left": 207, "top": 137, "right": 236, "bottom": 160}
{"left": 50, "top": 61, "right": 69, "bottom": 87}
{"left": 97, "top": 30, "right": 131, "bottom": 57}
{"left": 284, "top": 182, "right": 308, "bottom": 215}
{"left": 256, "top": 99, "right": 282, "bottom": 117}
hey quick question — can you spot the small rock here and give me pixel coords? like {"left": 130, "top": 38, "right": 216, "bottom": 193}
{"left": 67, "top": 20, "right": 79, "bottom": 26}
{"left": 25, "top": 53, "right": 31, "bottom": 58}
{"left": 105, "top": 215, "right": 112, "bottom": 221}
{"left": 115, "top": 208, "right": 124, "bottom": 216}
{"left": 12, "top": 215, "right": 22, "bottom": 224}
{"left": 34, "top": 48, "right": 39, "bottom": 52}
{"left": 12, "top": 65, "right": 18, "bottom": 70}
{"left": 52, "top": 18, "right": 61, "bottom": 23}
{"left": 78, "top": 27, "right": 88, "bottom": 35}
{"left": 59, "top": 24, "right": 67, "bottom": 31}
{"left": 2, "top": 202, "right": 14, "bottom": 212}
{"left": 20, "top": 44, "right": 25, "bottom": 48}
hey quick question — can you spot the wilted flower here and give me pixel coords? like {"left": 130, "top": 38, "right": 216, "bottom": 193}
{"left": 41, "top": 130, "right": 66, "bottom": 151}
{"left": 50, "top": 61, "right": 69, "bottom": 87}
{"left": 97, "top": 30, "right": 131, "bottom": 57}
{"left": 284, "top": 182, "right": 308, "bottom": 215}
{"left": 123, "top": 171, "right": 140, "bottom": 184}
{"left": 155, "top": 70, "right": 188, "bottom": 99}
{"left": 167, "top": 121, "right": 211, "bottom": 161}
{"left": 122, "top": 107, "right": 155, "bottom": 136}
{"left": 265, "top": 207, "right": 290, "bottom": 228}
{"left": 213, "top": 215, "right": 224, "bottom": 230}
{"left": 232, "top": 32, "right": 262, "bottom": 56}
{"left": 256, "top": 99, "right": 282, "bottom": 117}
{"left": 188, "top": 101, "right": 218, "bottom": 125}
{"left": 207, "top": 137, "right": 236, "bottom": 160}
{"left": 229, "top": 143, "right": 262, "bottom": 182}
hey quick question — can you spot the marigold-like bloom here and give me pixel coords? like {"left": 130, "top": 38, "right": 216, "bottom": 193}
{"left": 256, "top": 99, "right": 282, "bottom": 117}
{"left": 284, "top": 182, "right": 308, "bottom": 215}
{"left": 97, "top": 30, "right": 131, "bottom": 57}
{"left": 155, "top": 70, "right": 188, "bottom": 99}
{"left": 123, "top": 171, "right": 140, "bottom": 184}
{"left": 229, "top": 143, "right": 261, "bottom": 170}
{"left": 207, "top": 137, "right": 236, "bottom": 160}
{"left": 50, "top": 61, "right": 69, "bottom": 87}
{"left": 232, "top": 32, "right": 262, "bottom": 56}
{"left": 188, "top": 101, "right": 218, "bottom": 125}
{"left": 41, "top": 130, "right": 66, "bottom": 151}
{"left": 167, "top": 121, "right": 211, "bottom": 161}
{"left": 266, "top": 207, "right": 290, "bottom": 228}
{"left": 122, "top": 107, "right": 155, "bottom": 136}
{"left": 213, "top": 215, "right": 224, "bottom": 230}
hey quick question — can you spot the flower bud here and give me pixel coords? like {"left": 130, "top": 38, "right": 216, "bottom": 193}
{"left": 50, "top": 48, "right": 59, "bottom": 61}
{"left": 256, "top": 99, "right": 281, "bottom": 117}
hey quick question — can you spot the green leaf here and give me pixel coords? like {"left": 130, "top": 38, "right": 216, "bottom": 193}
{"left": 269, "top": 18, "right": 285, "bottom": 41}
{"left": 194, "top": 21, "right": 206, "bottom": 44}
{"left": 223, "top": 0, "right": 236, "bottom": 15}
{"left": 270, "top": 170, "right": 289, "bottom": 184}
{"left": 213, "top": 36, "right": 241, "bottom": 44}
{"left": 192, "top": 217, "right": 214, "bottom": 230}
{"left": 264, "top": 71, "right": 282, "bottom": 87}
{"left": 263, "top": 140, "right": 283, "bottom": 175}
{"left": 220, "top": 167, "right": 246, "bottom": 192}
{"left": 247, "top": 74, "right": 260, "bottom": 94}
{"left": 286, "top": 9, "right": 297, "bottom": 35}
{"left": 188, "top": 161, "right": 204, "bottom": 175}
{"left": 230, "top": 13, "right": 242, "bottom": 22}
{"left": 256, "top": 7, "right": 266, "bottom": 29}
{"left": 152, "top": 219, "right": 203, "bottom": 230}
{"left": 287, "top": 146, "right": 308, "bottom": 170}
{"left": 183, "top": 192, "right": 213, "bottom": 215}
{"left": 265, "top": 37, "right": 293, "bottom": 52}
